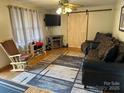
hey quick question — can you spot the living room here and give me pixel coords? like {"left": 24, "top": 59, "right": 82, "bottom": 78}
{"left": 0, "top": 0, "right": 124, "bottom": 93}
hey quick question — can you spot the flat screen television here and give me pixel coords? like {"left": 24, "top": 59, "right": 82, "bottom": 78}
{"left": 44, "top": 14, "right": 61, "bottom": 26}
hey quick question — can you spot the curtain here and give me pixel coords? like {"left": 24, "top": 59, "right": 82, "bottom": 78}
{"left": 39, "top": 14, "right": 47, "bottom": 49}
{"left": 68, "top": 13, "right": 87, "bottom": 48}
{"left": 8, "top": 6, "right": 43, "bottom": 50}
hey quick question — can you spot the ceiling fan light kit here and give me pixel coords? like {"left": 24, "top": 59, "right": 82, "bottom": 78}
{"left": 56, "top": 0, "right": 80, "bottom": 14}
{"left": 56, "top": 7, "right": 72, "bottom": 14}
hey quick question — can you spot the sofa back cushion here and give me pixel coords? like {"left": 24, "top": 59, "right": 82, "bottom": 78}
{"left": 97, "top": 40, "right": 114, "bottom": 59}
{"left": 94, "top": 32, "right": 112, "bottom": 42}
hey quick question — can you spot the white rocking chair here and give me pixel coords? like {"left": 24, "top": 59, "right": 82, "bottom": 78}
{"left": 0, "top": 40, "right": 31, "bottom": 71}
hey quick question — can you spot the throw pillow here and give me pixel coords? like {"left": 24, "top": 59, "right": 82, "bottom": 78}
{"left": 103, "top": 45, "right": 118, "bottom": 62}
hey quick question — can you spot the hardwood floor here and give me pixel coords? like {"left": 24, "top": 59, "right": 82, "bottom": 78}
{"left": 24, "top": 87, "right": 53, "bottom": 93}
{"left": 0, "top": 48, "right": 83, "bottom": 93}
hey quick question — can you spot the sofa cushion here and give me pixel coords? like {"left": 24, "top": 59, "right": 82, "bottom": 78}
{"left": 112, "top": 37, "right": 120, "bottom": 46}
{"left": 97, "top": 40, "right": 114, "bottom": 59}
{"left": 86, "top": 49, "right": 100, "bottom": 61}
{"left": 114, "top": 42, "right": 124, "bottom": 63}
{"left": 81, "top": 41, "right": 100, "bottom": 55}
{"left": 94, "top": 32, "right": 112, "bottom": 42}
{"left": 118, "top": 42, "right": 124, "bottom": 53}
{"left": 103, "top": 45, "right": 118, "bottom": 62}
{"left": 81, "top": 41, "right": 90, "bottom": 54}
{"left": 114, "top": 53, "right": 124, "bottom": 63}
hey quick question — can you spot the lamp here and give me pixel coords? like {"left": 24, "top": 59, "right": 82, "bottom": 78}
{"left": 56, "top": 6, "right": 72, "bottom": 14}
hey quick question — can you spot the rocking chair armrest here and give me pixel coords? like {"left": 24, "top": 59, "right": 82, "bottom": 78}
{"left": 10, "top": 62, "right": 26, "bottom": 64}
{"left": 9, "top": 54, "right": 21, "bottom": 58}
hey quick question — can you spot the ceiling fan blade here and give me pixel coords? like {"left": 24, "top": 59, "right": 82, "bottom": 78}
{"left": 59, "top": 0, "right": 68, "bottom": 4}
{"left": 58, "top": 0, "right": 83, "bottom": 12}
{"left": 64, "top": 3, "right": 81, "bottom": 7}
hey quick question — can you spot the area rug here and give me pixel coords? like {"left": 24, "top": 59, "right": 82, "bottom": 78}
{"left": 28, "top": 75, "right": 73, "bottom": 93}
{"left": 12, "top": 55, "right": 101, "bottom": 93}
{"left": 53, "top": 55, "right": 82, "bottom": 68}
{"left": 40, "top": 65, "right": 79, "bottom": 82}
{"left": 27, "top": 61, "right": 50, "bottom": 74}
{"left": 27, "top": 55, "right": 83, "bottom": 93}
{"left": 0, "top": 78, "right": 28, "bottom": 93}
{"left": 12, "top": 72, "right": 36, "bottom": 85}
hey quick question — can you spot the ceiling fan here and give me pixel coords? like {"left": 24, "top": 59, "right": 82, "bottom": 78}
{"left": 56, "top": 0, "right": 82, "bottom": 14}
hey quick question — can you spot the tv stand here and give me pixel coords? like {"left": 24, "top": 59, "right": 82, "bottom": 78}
{"left": 47, "top": 35, "right": 63, "bottom": 49}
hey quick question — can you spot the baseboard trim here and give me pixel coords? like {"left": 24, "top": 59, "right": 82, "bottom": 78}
{"left": 0, "top": 65, "right": 11, "bottom": 72}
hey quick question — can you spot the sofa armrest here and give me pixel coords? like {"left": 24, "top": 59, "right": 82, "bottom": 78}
{"left": 81, "top": 41, "right": 100, "bottom": 55}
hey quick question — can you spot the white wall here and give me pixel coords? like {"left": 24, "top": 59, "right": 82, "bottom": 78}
{"left": 113, "top": 0, "right": 124, "bottom": 42}
{"left": 0, "top": 0, "right": 13, "bottom": 68}
{"left": 0, "top": 1, "right": 12, "bottom": 41}
{"left": 0, "top": 46, "right": 10, "bottom": 68}
{"left": 0, "top": 0, "right": 43, "bottom": 68}
{"left": 88, "top": 10, "right": 114, "bottom": 40}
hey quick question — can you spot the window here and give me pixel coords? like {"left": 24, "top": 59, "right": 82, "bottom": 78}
{"left": 8, "top": 6, "right": 43, "bottom": 50}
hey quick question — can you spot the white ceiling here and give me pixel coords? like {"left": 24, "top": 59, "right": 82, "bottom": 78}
{"left": 17, "top": 0, "right": 117, "bottom": 10}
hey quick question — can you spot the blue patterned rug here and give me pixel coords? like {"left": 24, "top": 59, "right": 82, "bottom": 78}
{"left": 12, "top": 55, "right": 102, "bottom": 93}
{"left": 53, "top": 55, "right": 82, "bottom": 68}
{"left": 28, "top": 75, "right": 73, "bottom": 93}
{"left": 0, "top": 78, "right": 28, "bottom": 93}
{"left": 27, "top": 55, "right": 83, "bottom": 93}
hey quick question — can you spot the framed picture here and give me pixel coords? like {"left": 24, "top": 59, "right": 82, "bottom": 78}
{"left": 119, "top": 6, "right": 124, "bottom": 31}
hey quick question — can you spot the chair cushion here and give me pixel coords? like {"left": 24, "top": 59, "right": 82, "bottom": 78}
{"left": 20, "top": 53, "right": 32, "bottom": 61}
{"left": 1, "top": 40, "right": 20, "bottom": 55}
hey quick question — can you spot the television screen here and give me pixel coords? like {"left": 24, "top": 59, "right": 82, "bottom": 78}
{"left": 44, "top": 14, "right": 61, "bottom": 26}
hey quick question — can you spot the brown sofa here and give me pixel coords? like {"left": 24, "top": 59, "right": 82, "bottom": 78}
{"left": 81, "top": 32, "right": 124, "bottom": 92}
{"left": 81, "top": 32, "right": 122, "bottom": 62}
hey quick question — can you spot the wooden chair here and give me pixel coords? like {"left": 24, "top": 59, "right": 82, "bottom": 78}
{"left": 0, "top": 39, "right": 31, "bottom": 71}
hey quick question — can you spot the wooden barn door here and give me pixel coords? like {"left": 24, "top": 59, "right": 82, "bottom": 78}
{"left": 68, "top": 13, "right": 87, "bottom": 48}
